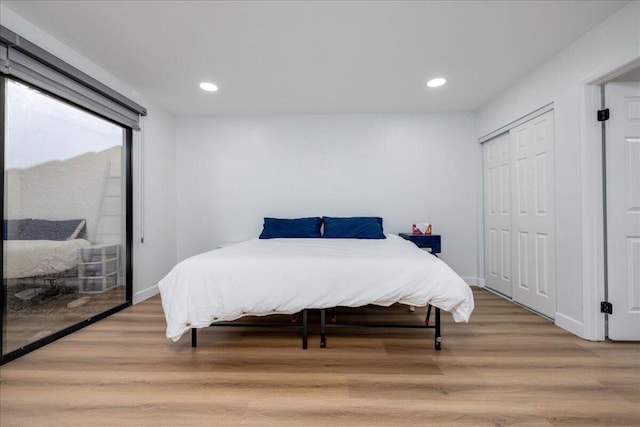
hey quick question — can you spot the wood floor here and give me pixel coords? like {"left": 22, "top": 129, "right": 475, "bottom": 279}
{"left": 1, "top": 288, "right": 638, "bottom": 426}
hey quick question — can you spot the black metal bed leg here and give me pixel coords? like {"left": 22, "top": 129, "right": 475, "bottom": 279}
{"left": 191, "top": 328, "right": 197, "bottom": 348}
{"left": 434, "top": 307, "right": 441, "bottom": 350}
{"left": 425, "top": 304, "right": 432, "bottom": 325}
{"left": 320, "top": 309, "right": 326, "bottom": 348}
{"left": 302, "top": 309, "right": 308, "bottom": 350}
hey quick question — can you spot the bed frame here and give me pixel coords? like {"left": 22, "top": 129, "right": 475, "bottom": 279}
{"left": 190, "top": 237, "right": 444, "bottom": 351}
{"left": 317, "top": 305, "right": 441, "bottom": 350}
{"left": 5, "top": 267, "right": 79, "bottom": 306}
{"left": 319, "top": 235, "right": 443, "bottom": 350}
{"left": 190, "top": 306, "right": 441, "bottom": 350}
{"left": 191, "top": 310, "right": 311, "bottom": 349}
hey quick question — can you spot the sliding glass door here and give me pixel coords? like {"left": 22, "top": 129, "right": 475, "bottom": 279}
{"left": 2, "top": 77, "right": 132, "bottom": 361}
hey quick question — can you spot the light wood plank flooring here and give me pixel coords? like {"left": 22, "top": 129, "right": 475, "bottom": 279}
{"left": 1, "top": 288, "right": 638, "bottom": 426}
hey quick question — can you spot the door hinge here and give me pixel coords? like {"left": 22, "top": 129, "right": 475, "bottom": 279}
{"left": 597, "top": 108, "right": 610, "bottom": 122}
{"left": 600, "top": 301, "right": 613, "bottom": 315}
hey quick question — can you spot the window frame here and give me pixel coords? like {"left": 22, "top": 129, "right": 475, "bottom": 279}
{"left": 0, "top": 74, "right": 134, "bottom": 365}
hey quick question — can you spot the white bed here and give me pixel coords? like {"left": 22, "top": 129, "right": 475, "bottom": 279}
{"left": 4, "top": 218, "right": 90, "bottom": 281}
{"left": 4, "top": 238, "right": 90, "bottom": 280}
{"left": 158, "top": 234, "right": 474, "bottom": 343}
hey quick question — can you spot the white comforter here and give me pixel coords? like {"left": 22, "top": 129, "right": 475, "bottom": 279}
{"left": 158, "top": 234, "right": 474, "bottom": 342}
{"left": 4, "top": 239, "right": 90, "bottom": 280}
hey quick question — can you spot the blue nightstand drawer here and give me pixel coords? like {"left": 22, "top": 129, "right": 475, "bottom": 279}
{"left": 399, "top": 233, "right": 441, "bottom": 253}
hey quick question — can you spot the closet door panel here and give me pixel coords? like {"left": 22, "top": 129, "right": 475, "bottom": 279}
{"left": 483, "top": 133, "right": 512, "bottom": 296}
{"left": 510, "top": 111, "right": 556, "bottom": 318}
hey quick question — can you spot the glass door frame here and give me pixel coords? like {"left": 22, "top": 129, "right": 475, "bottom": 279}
{"left": 0, "top": 75, "right": 133, "bottom": 365}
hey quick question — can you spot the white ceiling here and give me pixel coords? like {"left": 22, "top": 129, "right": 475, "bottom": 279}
{"left": 2, "top": 0, "right": 629, "bottom": 116}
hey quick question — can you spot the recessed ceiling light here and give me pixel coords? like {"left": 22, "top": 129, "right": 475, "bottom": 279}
{"left": 427, "top": 78, "right": 446, "bottom": 88}
{"left": 199, "top": 82, "right": 218, "bottom": 92}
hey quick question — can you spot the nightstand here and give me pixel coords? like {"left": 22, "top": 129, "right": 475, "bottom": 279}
{"left": 399, "top": 233, "right": 441, "bottom": 254}
{"left": 399, "top": 233, "right": 441, "bottom": 318}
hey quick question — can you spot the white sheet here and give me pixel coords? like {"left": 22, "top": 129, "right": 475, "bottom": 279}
{"left": 158, "top": 234, "right": 474, "bottom": 342}
{"left": 3, "top": 239, "right": 90, "bottom": 280}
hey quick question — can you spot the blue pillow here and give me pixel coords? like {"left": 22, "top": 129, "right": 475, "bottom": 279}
{"left": 322, "top": 216, "right": 386, "bottom": 239}
{"left": 3, "top": 218, "right": 32, "bottom": 240}
{"left": 20, "top": 219, "right": 86, "bottom": 241}
{"left": 259, "top": 217, "right": 322, "bottom": 239}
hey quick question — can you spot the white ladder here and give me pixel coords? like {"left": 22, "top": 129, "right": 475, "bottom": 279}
{"left": 93, "top": 162, "right": 122, "bottom": 245}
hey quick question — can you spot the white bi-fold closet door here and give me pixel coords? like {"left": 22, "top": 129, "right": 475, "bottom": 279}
{"left": 483, "top": 133, "right": 512, "bottom": 297}
{"left": 483, "top": 111, "right": 556, "bottom": 319}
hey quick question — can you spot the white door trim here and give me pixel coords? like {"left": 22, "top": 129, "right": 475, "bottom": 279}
{"left": 579, "top": 83, "right": 606, "bottom": 341}
{"left": 580, "top": 56, "right": 640, "bottom": 341}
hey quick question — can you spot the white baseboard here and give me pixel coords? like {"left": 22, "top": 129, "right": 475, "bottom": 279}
{"left": 133, "top": 284, "right": 159, "bottom": 305}
{"left": 555, "top": 312, "right": 585, "bottom": 338}
{"left": 463, "top": 277, "right": 485, "bottom": 287}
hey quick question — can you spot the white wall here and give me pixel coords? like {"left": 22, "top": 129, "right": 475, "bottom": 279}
{"left": 176, "top": 113, "right": 480, "bottom": 280}
{"left": 131, "top": 107, "right": 177, "bottom": 302}
{"left": 475, "top": 1, "right": 640, "bottom": 336}
{"left": 7, "top": 147, "right": 121, "bottom": 240}
{"left": 1, "top": 6, "right": 178, "bottom": 303}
